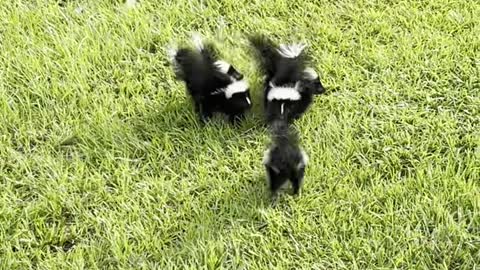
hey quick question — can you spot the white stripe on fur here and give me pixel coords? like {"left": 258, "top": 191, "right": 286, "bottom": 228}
{"left": 224, "top": 80, "right": 249, "bottom": 99}
{"left": 263, "top": 149, "right": 271, "bottom": 165}
{"left": 166, "top": 45, "right": 178, "bottom": 64}
{"left": 303, "top": 67, "right": 318, "bottom": 80}
{"left": 267, "top": 87, "right": 301, "bottom": 101}
{"left": 297, "top": 148, "right": 309, "bottom": 169}
{"left": 214, "top": 60, "right": 230, "bottom": 74}
{"left": 277, "top": 43, "right": 306, "bottom": 58}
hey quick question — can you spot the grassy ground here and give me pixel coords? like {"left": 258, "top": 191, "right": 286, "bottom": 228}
{"left": 1, "top": 0, "right": 479, "bottom": 268}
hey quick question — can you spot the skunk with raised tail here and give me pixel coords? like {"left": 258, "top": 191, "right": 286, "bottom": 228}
{"left": 168, "top": 34, "right": 252, "bottom": 123}
{"left": 249, "top": 35, "right": 325, "bottom": 124}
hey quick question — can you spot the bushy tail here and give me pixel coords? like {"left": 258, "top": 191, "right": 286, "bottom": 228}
{"left": 167, "top": 33, "right": 218, "bottom": 81}
{"left": 191, "top": 32, "right": 220, "bottom": 66}
{"left": 250, "top": 34, "right": 310, "bottom": 85}
{"left": 167, "top": 47, "right": 197, "bottom": 81}
{"left": 248, "top": 34, "right": 280, "bottom": 77}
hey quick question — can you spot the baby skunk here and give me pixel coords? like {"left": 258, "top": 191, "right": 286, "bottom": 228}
{"left": 249, "top": 35, "right": 325, "bottom": 124}
{"left": 168, "top": 34, "right": 252, "bottom": 123}
{"left": 263, "top": 119, "right": 308, "bottom": 195}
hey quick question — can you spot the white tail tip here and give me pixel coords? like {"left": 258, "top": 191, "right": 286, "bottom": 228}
{"left": 277, "top": 43, "right": 306, "bottom": 58}
{"left": 191, "top": 32, "right": 204, "bottom": 51}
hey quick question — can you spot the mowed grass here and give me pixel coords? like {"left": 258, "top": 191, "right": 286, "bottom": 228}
{"left": 1, "top": 0, "right": 479, "bottom": 268}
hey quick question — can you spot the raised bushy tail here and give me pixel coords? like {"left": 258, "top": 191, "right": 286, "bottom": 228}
{"left": 248, "top": 34, "right": 280, "bottom": 78}
{"left": 167, "top": 33, "right": 218, "bottom": 82}
{"left": 191, "top": 32, "right": 219, "bottom": 65}
{"left": 250, "top": 34, "right": 310, "bottom": 86}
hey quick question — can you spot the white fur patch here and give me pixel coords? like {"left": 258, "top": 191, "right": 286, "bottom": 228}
{"left": 263, "top": 149, "right": 271, "bottom": 165}
{"left": 166, "top": 45, "right": 177, "bottom": 64}
{"left": 277, "top": 43, "right": 306, "bottom": 58}
{"left": 191, "top": 32, "right": 204, "bottom": 51}
{"left": 214, "top": 60, "right": 230, "bottom": 74}
{"left": 267, "top": 87, "right": 301, "bottom": 101}
{"left": 280, "top": 103, "right": 285, "bottom": 114}
{"left": 246, "top": 97, "right": 251, "bottom": 105}
{"left": 304, "top": 67, "right": 318, "bottom": 80}
{"left": 224, "top": 80, "right": 249, "bottom": 99}
{"left": 297, "top": 149, "right": 309, "bottom": 169}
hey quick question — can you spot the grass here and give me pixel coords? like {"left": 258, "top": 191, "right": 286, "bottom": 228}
{"left": 0, "top": 0, "right": 479, "bottom": 268}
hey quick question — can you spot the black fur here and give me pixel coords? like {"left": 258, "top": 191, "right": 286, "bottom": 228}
{"left": 170, "top": 37, "right": 251, "bottom": 124}
{"left": 249, "top": 34, "right": 325, "bottom": 124}
{"left": 263, "top": 120, "right": 308, "bottom": 195}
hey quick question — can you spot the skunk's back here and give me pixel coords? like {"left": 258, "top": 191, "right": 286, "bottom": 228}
{"left": 269, "top": 120, "right": 302, "bottom": 169}
{"left": 172, "top": 48, "right": 216, "bottom": 95}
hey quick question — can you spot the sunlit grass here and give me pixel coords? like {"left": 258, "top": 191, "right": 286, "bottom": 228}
{"left": 0, "top": 0, "right": 479, "bottom": 268}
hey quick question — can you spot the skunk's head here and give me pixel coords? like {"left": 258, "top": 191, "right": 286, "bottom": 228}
{"left": 303, "top": 67, "right": 325, "bottom": 95}
{"left": 223, "top": 80, "right": 252, "bottom": 114}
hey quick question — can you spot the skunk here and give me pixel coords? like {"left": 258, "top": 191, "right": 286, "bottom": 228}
{"left": 168, "top": 34, "right": 252, "bottom": 123}
{"left": 263, "top": 119, "right": 308, "bottom": 195}
{"left": 249, "top": 35, "right": 325, "bottom": 124}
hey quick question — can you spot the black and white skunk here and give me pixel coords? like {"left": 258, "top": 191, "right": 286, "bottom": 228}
{"left": 263, "top": 119, "right": 308, "bottom": 195}
{"left": 249, "top": 35, "right": 325, "bottom": 124}
{"left": 168, "top": 34, "right": 252, "bottom": 123}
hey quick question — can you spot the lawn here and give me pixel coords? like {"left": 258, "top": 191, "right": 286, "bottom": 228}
{"left": 1, "top": 0, "right": 479, "bottom": 269}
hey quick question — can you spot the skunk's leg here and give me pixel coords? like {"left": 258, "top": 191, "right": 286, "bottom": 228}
{"left": 198, "top": 101, "right": 213, "bottom": 123}
{"left": 193, "top": 100, "right": 201, "bottom": 114}
{"left": 267, "top": 166, "right": 287, "bottom": 195}
{"left": 291, "top": 166, "right": 305, "bottom": 195}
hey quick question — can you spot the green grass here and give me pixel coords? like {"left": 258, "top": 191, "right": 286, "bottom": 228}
{"left": 1, "top": 0, "right": 479, "bottom": 268}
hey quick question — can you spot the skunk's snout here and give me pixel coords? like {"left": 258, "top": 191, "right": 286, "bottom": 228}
{"left": 313, "top": 79, "right": 326, "bottom": 95}
{"left": 229, "top": 92, "right": 252, "bottom": 112}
